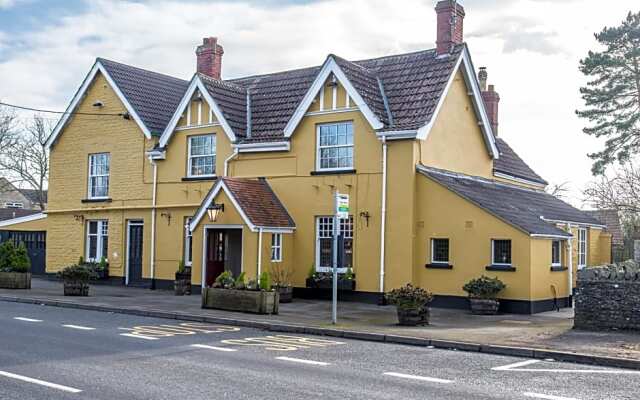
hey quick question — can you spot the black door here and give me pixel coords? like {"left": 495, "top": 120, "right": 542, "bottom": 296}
{"left": 127, "top": 222, "right": 144, "bottom": 284}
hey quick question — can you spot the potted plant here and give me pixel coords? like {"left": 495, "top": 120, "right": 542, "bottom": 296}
{"left": 0, "top": 241, "right": 32, "bottom": 289}
{"left": 305, "top": 266, "right": 356, "bottom": 290}
{"left": 94, "top": 257, "right": 109, "bottom": 280}
{"left": 58, "top": 264, "right": 97, "bottom": 296}
{"left": 174, "top": 261, "right": 191, "bottom": 295}
{"left": 270, "top": 263, "right": 293, "bottom": 303}
{"left": 202, "top": 270, "right": 279, "bottom": 314}
{"left": 463, "top": 275, "right": 506, "bottom": 315}
{"left": 386, "top": 284, "right": 433, "bottom": 326}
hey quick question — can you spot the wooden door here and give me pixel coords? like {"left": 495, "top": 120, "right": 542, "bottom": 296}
{"left": 206, "top": 230, "right": 226, "bottom": 286}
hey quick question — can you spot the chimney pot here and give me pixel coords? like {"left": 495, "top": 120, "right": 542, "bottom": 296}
{"left": 478, "top": 67, "right": 488, "bottom": 91}
{"left": 196, "top": 37, "right": 224, "bottom": 80}
{"left": 480, "top": 71, "right": 500, "bottom": 136}
{"left": 435, "top": 0, "right": 466, "bottom": 55}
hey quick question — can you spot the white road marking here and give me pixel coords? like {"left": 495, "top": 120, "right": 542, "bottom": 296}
{"left": 383, "top": 372, "right": 452, "bottom": 384}
{"left": 62, "top": 325, "right": 95, "bottom": 331}
{"left": 191, "top": 344, "right": 237, "bottom": 352}
{"left": 523, "top": 392, "right": 580, "bottom": 400}
{"left": 119, "top": 333, "right": 159, "bottom": 340}
{"left": 0, "top": 370, "right": 82, "bottom": 393}
{"left": 275, "top": 357, "right": 330, "bottom": 366}
{"left": 493, "top": 359, "right": 640, "bottom": 374}
{"left": 13, "top": 317, "right": 42, "bottom": 322}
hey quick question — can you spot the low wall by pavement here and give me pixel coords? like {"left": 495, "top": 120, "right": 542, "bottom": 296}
{"left": 574, "top": 261, "right": 640, "bottom": 331}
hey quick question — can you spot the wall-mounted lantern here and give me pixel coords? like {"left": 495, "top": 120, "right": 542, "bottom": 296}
{"left": 207, "top": 203, "right": 224, "bottom": 222}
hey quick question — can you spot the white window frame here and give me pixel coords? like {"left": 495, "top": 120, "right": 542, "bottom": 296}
{"left": 578, "top": 228, "right": 587, "bottom": 268}
{"left": 187, "top": 134, "right": 216, "bottom": 178}
{"left": 4, "top": 202, "right": 24, "bottom": 208}
{"left": 316, "top": 121, "right": 354, "bottom": 172}
{"left": 551, "top": 240, "right": 562, "bottom": 267}
{"left": 315, "top": 215, "right": 353, "bottom": 272}
{"left": 86, "top": 220, "right": 108, "bottom": 262}
{"left": 430, "top": 238, "right": 450, "bottom": 264}
{"left": 184, "top": 217, "right": 193, "bottom": 266}
{"left": 87, "top": 153, "right": 110, "bottom": 199}
{"left": 491, "top": 239, "right": 512, "bottom": 266}
{"left": 271, "top": 233, "right": 282, "bottom": 262}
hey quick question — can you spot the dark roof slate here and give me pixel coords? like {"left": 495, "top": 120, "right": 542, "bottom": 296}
{"left": 0, "top": 208, "right": 40, "bottom": 222}
{"left": 222, "top": 178, "right": 295, "bottom": 228}
{"left": 585, "top": 209, "right": 624, "bottom": 246}
{"left": 98, "top": 58, "right": 189, "bottom": 135}
{"left": 19, "top": 189, "right": 47, "bottom": 205}
{"left": 418, "top": 165, "right": 602, "bottom": 237}
{"left": 199, "top": 74, "right": 247, "bottom": 137}
{"left": 494, "top": 138, "right": 547, "bottom": 185}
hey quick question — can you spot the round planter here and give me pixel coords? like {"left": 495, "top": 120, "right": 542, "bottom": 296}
{"left": 63, "top": 281, "right": 90, "bottom": 296}
{"left": 469, "top": 298, "right": 500, "bottom": 315}
{"left": 396, "top": 306, "right": 430, "bottom": 326}
{"left": 277, "top": 286, "right": 293, "bottom": 303}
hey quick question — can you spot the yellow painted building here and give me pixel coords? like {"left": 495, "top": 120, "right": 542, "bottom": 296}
{"left": 5, "top": 1, "right": 613, "bottom": 313}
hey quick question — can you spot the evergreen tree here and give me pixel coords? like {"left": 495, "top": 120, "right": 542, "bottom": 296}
{"left": 577, "top": 11, "right": 640, "bottom": 175}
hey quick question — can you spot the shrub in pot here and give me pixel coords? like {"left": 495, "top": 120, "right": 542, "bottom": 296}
{"left": 270, "top": 263, "right": 293, "bottom": 303}
{"left": 174, "top": 261, "right": 191, "bottom": 295}
{"left": 58, "top": 264, "right": 97, "bottom": 296}
{"left": 0, "top": 241, "right": 32, "bottom": 289}
{"left": 202, "top": 270, "right": 279, "bottom": 314}
{"left": 463, "top": 275, "right": 506, "bottom": 315}
{"left": 386, "top": 284, "right": 433, "bottom": 326}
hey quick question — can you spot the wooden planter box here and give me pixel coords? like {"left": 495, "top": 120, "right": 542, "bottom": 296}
{"left": 64, "top": 281, "right": 90, "bottom": 296}
{"left": 201, "top": 288, "right": 279, "bottom": 314}
{"left": 0, "top": 272, "right": 31, "bottom": 289}
{"left": 396, "top": 306, "right": 430, "bottom": 326}
{"left": 469, "top": 298, "right": 500, "bottom": 315}
{"left": 305, "top": 278, "right": 356, "bottom": 291}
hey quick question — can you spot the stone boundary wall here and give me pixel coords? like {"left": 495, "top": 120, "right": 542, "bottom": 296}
{"left": 574, "top": 261, "right": 640, "bottom": 331}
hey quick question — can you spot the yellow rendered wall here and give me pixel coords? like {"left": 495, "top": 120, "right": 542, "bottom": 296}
{"left": 0, "top": 217, "right": 47, "bottom": 231}
{"left": 307, "top": 77, "right": 353, "bottom": 113}
{"left": 176, "top": 93, "right": 217, "bottom": 129}
{"left": 415, "top": 176, "right": 533, "bottom": 301}
{"left": 529, "top": 238, "right": 570, "bottom": 300}
{"left": 420, "top": 70, "right": 493, "bottom": 179}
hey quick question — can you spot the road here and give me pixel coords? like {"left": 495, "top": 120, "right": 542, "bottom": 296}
{"left": 0, "top": 302, "right": 637, "bottom": 400}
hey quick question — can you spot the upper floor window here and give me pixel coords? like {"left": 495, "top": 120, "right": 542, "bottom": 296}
{"left": 492, "top": 239, "right": 512, "bottom": 265}
{"left": 188, "top": 134, "right": 216, "bottom": 177}
{"left": 317, "top": 122, "right": 353, "bottom": 171}
{"left": 86, "top": 220, "right": 108, "bottom": 262}
{"left": 431, "top": 238, "right": 450, "bottom": 264}
{"left": 88, "top": 153, "right": 110, "bottom": 199}
{"left": 551, "top": 240, "right": 562, "bottom": 266}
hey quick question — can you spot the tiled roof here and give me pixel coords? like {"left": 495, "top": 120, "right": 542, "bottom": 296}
{"left": 222, "top": 178, "right": 295, "bottom": 228}
{"left": 199, "top": 74, "right": 247, "bottom": 137}
{"left": 494, "top": 138, "right": 547, "bottom": 185}
{"left": 98, "top": 58, "right": 190, "bottom": 135}
{"left": 0, "top": 208, "right": 40, "bottom": 222}
{"left": 18, "top": 188, "right": 47, "bottom": 205}
{"left": 418, "top": 165, "right": 602, "bottom": 237}
{"left": 585, "top": 209, "right": 624, "bottom": 246}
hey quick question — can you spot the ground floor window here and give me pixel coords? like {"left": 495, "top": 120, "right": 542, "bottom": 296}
{"left": 491, "top": 239, "right": 511, "bottom": 265}
{"left": 578, "top": 228, "right": 587, "bottom": 268}
{"left": 430, "top": 238, "right": 450, "bottom": 264}
{"left": 271, "top": 233, "right": 282, "bottom": 262}
{"left": 551, "top": 240, "right": 562, "bottom": 266}
{"left": 86, "top": 220, "right": 108, "bottom": 262}
{"left": 184, "top": 217, "right": 193, "bottom": 266}
{"left": 316, "top": 216, "right": 353, "bottom": 271}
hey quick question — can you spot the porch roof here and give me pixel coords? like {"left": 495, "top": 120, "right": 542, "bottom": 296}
{"left": 190, "top": 177, "right": 295, "bottom": 233}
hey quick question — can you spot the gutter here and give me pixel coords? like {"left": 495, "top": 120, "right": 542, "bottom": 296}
{"left": 150, "top": 159, "right": 158, "bottom": 290}
{"left": 257, "top": 228, "right": 263, "bottom": 278}
{"left": 224, "top": 148, "right": 239, "bottom": 177}
{"left": 379, "top": 136, "right": 388, "bottom": 293}
{"left": 566, "top": 223, "right": 574, "bottom": 300}
{"left": 232, "top": 141, "right": 290, "bottom": 153}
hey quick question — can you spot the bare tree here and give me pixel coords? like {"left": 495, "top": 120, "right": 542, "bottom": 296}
{"left": 0, "top": 103, "right": 18, "bottom": 152}
{"left": 546, "top": 181, "right": 570, "bottom": 200}
{"left": 0, "top": 114, "right": 50, "bottom": 210}
{"left": 583, "top": 162, "right": 640, "bottom": 213}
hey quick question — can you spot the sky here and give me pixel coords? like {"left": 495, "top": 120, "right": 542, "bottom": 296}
{"left": 0, "top": 0, "right": 638, "bottom": 206}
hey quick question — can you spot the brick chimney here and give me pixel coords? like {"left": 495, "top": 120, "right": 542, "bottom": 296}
{"left": 196, "top": 37, "right": 224, "bottom": 80}
{"left": 435, "top": 0, "right": 465, "bottom": 55}
{"left": 478, "top": 67, "right": 500, "bottom": 136}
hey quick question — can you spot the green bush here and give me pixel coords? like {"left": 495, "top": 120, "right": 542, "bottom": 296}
{"left": 259, "top": 271, "right": 272, "bottom": 291}
{"left": 463, "top": 275, "right": 506, "bottom": 299}
{"left": 235, "top": 272, "right": 246, "bottom": 289}
{"left": 344, "top": 267, "right": 354, "bottom": 281}
{"left": 214, "top": 271, "right": 235, "bottom": 288}
{"left": 97, "top": 257, "right": 108, "bottom": 271}
{"left": 0, "top": 241, "right": 30, "bottom": 273}
{"left": 57, "top": 264, "right": 97, "bottom": 283}
{"left": 386, "top": 284, "right": 433, "bottom": 310}
{"left": 12, "top": 243, "right": 30, "bottom": 273}
{"left": 177, "top": 260, "right": 185, "bottom": 273}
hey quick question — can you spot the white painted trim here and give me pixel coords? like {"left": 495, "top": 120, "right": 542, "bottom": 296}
{"left": 530, "top": 234, "right": 571, "bottom": 239}
{"left": 233, "top": 141, "right": 290, "bottom": 153}
{"left": 493, "top": 171, "right": 546, "bottom": 188}
{"left": 270, "top": 232, "right": 282, "bottom": 262}
{"left": 416, "top": 47, "right": 499, "bottom": 159}
{"left": 304, "top": 107, "right": 359, "bottom": 117}
{"left": 346, "top": 92, "right": 350, "bottom": 107}
{"left": 175, "top": 122, "right": 221, "bottom": 131}
{"left": 577, "top": 228, "right": 587, "bottom": 268}
{"left": 376, "top": 130, "right": 418, "bottom": 140}
{"left": 551, "top": 239, "right": 562, "bottom": 267}
{"left": 332, "top": 84, "right": 337, "bottom": 110}
{"left": 491, "top": 239, "right": 512, "bottom": 266}
{"left": 540, "top": 217, "right": 606, "bottom": 229}
{"left": 319, "top": 87, "right": 324, "bottom": 111}
{"left": 159, "top": 75, "right": 237, "bottom": 147}
{"left": 0, "top": 213, "right": 46, "bottom": 227}
{"left": 283, "top": 56, "right": 384, "bottom": 138}
{"left": 197, "top": 101, "right": 202, "bottom": 125}
{"left": 430, "top": 238, "right": 450, "bottom": 264}
{"left": 187, "top": 134, "right": 217, "bottom": 178}
{"left": 315, "top": 121, "right": 354, "bottom": 172}
{"left": 187, "top": 103, "right": 192, "bottom": 126}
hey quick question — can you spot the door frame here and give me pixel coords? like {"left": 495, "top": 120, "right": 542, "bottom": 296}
{"left": 125, "top": 220, "right": 144, "bottom": 285}
{"left": 201, "top": 224, "right": 243, "bottom": 288}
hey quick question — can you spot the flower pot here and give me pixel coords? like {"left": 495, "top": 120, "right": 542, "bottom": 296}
{"left": 64, "top": 281, "right": 90, "bottom": 296}
{"left": 305, "top": 277, "right": 356, "bottom": 290}
{"left": 174, "top": 279, "right": 191, "bottom": 296}
{"left": 0, "top": 271, "right": 31, "bottom": 289}
{"left": 396, "top": 306, "right": 430, "bottom": 326}
{"left": 469, "top": 298, "right": 500, "bottom": 315}
{"left": 277, "top": 286, "right": 293, "bottom": 303}
{"left": 201, "top": 288, "right": 279, "bottom": 314}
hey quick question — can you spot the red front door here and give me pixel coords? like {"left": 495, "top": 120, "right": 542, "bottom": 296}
{"left": 206, "top": 230, "right": 226, "bottom": 287}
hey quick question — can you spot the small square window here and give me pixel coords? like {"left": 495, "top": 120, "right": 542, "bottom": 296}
{"left": 492, "top": 239, "right": 511, "bottom": 265}
{"left": 431, "top": 238, "right": 449, "bottom": 264}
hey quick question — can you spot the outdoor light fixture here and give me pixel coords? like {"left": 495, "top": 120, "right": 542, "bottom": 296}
{"left": 207, "top": 203, "right": 224, "bottom": 222}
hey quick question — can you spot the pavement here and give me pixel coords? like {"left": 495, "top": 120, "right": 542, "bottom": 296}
{"left": 0, "top": 278, "right": 639, "bottom": 364}
{"left": 1, "top": 301, "right": 638, "bottom": 400}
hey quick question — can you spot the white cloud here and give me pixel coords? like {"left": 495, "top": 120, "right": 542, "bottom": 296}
{"left": 0, "top": 0, "right": 637, "bottom": 205}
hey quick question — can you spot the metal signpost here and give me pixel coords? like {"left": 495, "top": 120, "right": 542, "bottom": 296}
{"left": 332, "top": 193, "right": 349, "bottom": 324}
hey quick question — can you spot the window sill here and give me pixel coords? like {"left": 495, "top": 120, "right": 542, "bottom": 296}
{"left": 182, "top": 176, "right": 218, "bottom": 182}
{"left": 310, "top": 169, "right": 356, "bottom": 176}
{"left": 486, "top": 265, "right": 516, "bottom": 272}
{"left": 425, "top": 263, "right": 453, "bottom": 269}
{"left": 81, "top": 198, "right": 112, "bottom": 203}
{"left": 550, "top": 265, "right": 568, "bottom": 272}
